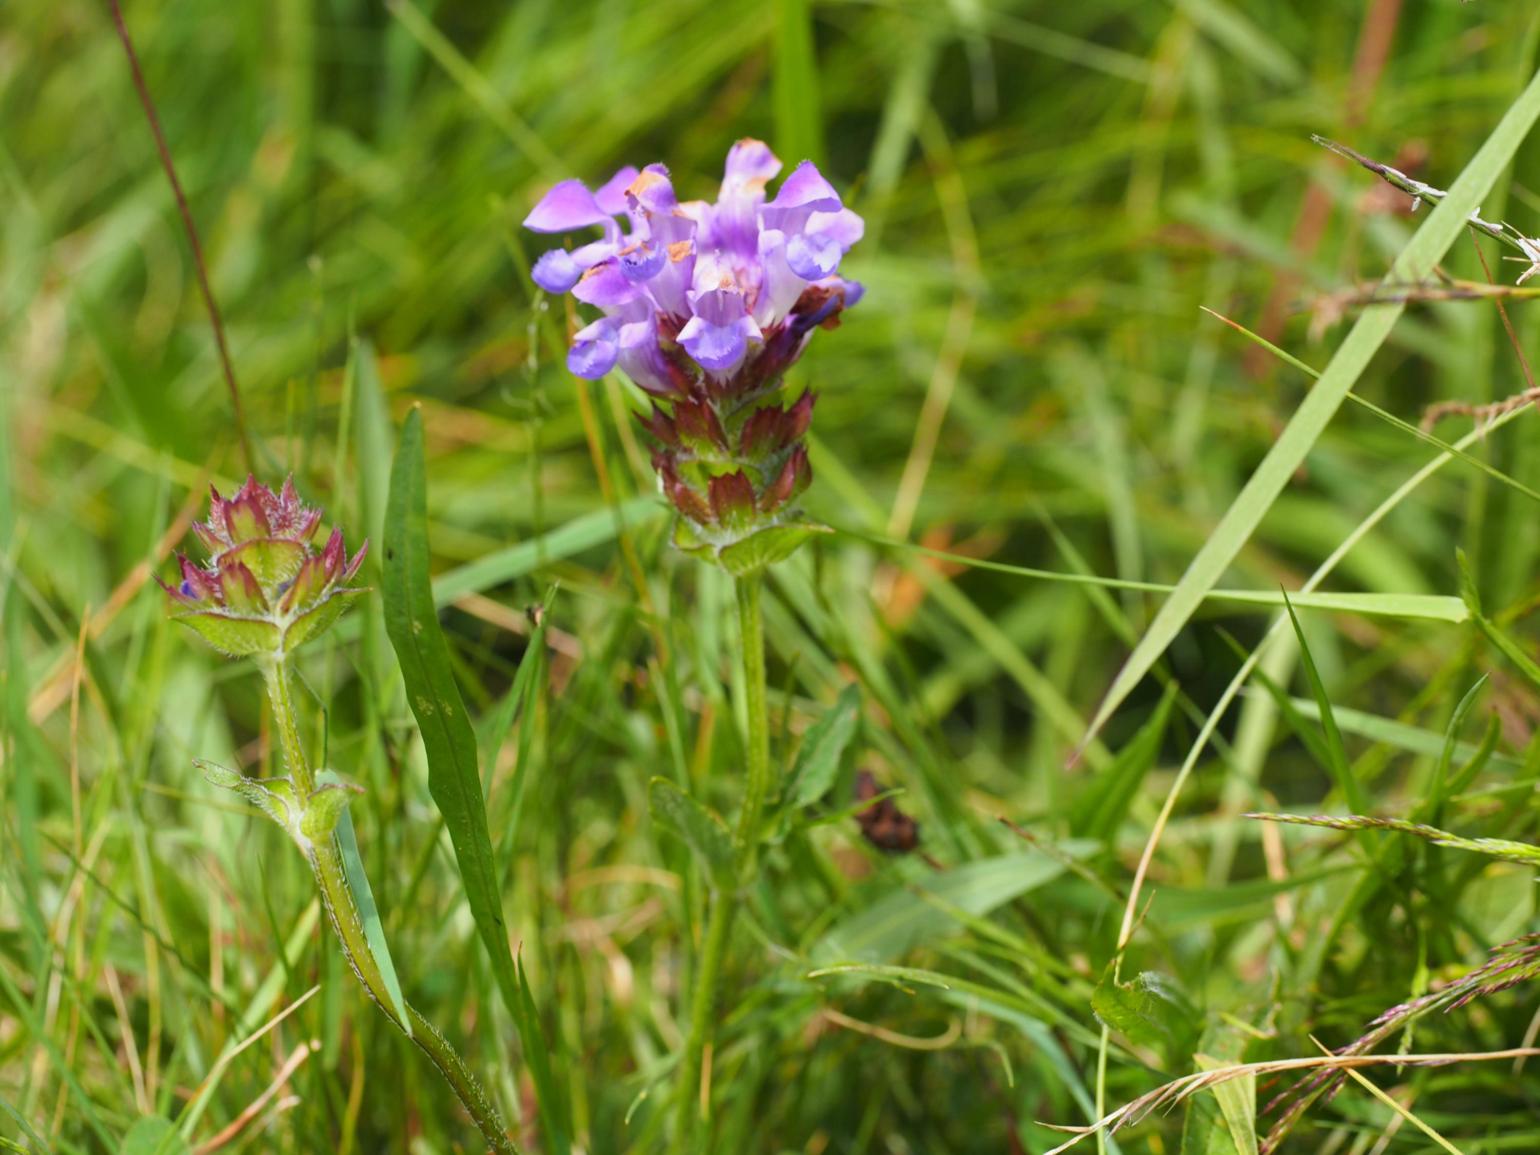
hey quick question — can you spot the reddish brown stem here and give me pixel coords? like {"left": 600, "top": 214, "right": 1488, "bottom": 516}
{"left": 106, "top": 0, "right": 254, "bottom": 472}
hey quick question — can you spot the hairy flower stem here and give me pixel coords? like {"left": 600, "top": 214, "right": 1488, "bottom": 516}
{"left": 671, "top": 574, "right": 772, "bottom": 1152}
{"left": 260, "top": 658, "right": 520, "bottom": 1155}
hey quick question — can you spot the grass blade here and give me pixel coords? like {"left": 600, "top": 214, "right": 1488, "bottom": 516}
{"left": 1082, "top": 68, "right": 1540, "bottom": 750}
{"left": 774, "top": 0, "right": 824, "bottom": 165}
{"left": 1281, "top": 592, "right": 1369, "bottom": 815}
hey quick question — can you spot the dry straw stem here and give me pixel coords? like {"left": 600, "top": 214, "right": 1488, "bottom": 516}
{"left": 1040, "top": 1047, "right": 1540, "bottom": 1154}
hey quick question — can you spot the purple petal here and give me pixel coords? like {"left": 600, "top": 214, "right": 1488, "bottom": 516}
{"left": 769, "top": 161, "right": 841, "bottom": 212}
{"left": 690, "top": 285, "right": 747, "bottom": 327}
{"left": 594, "top": 166, "right": 641, "bottom": 216}
{"left": 524, "top": 179, "right": 610, "bottom": 233}
{"left": 568, "top": 318, "right": 620, "bottom": 378}
{"left": 678, "top": 317, "right": 748, "bottom": 372}
{"left": 572, "top": 261, "right": 641, "bottom": 308}
{"left": 617, "top": 318, "right": 685, "bottom": 397}
{"left": 571, "top": 239, "right": 617, "bottom": 268}
{"left": 785, "top": 231, "right": 842, "bottom": 280}
{"left": 754, "top": 230, "right": 808, "bottom": 326}
{"left": 627, "top": 165, "right": 678, "bottom": 215}
{"left": 808, "top": 207, "right": 864, "bottom": 250}
{"left": 721, "top": 139, "right": 781, "bottom": 196}
{"left": 618, "top": 241, "right": 667, "bottom": 283}
{"left": 533, "top": 249, "right": 582, "bottom": 293}
{"left": 679, "top": 290, "right": 761, "bottom": 373}
{"left": 644, "top": 214, "right": 696, "bottom": 317}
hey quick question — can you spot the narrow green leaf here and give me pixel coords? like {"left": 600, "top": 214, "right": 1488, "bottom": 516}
{"left": 1071, "top": 683, "right": 1175, "bottom": 839}
{"left": 844, "top": 529, "right": 1468, "bottom": 623}
{"left": 120, "top": 1117, "right": 190, "bottom": 1155}
{"left": 774, "top": 0, "right": 824, "bottom": 166}
{"left": 382, "top": 407, "right": 570, "bottom": 1153}
{"left": 813, "top": 846, "right": 1096, "bottom": 963}
{"left": 317, "top": 769, "right": 409, "bottom": 1036}
{"left": 805, "top": 964, "right": 954, "bottom": 992}
{"left": 432, "top": 497, "right": 663, "bottom": 604}
{"left": 1431, "top": 676, "right": 1488, "bottom": 812}
{"left": 785, "top": 683, "right": 861, "bottom": 810}
{"left": 1282, "top": 592, "right": 1369, "bottom": 814}
{"left": 1, "top": 1097, "right": 50, "bottom": 1153}
{"left": 1152, "top": 868, "right": 1345, "bottom": 931}
{"left": 1279, "top": 697, "right": 1524, "bottom": 776}
{"left": 1461, "top": 561, "right": 1540, "bottom": 694}
{"left": 1196, "top": 1054, "right": 1258, "bottom": 1155}
{"left": 649, "top": 778, "right": 735, "bottom": 887}
{"left": 1082, "top": 71, "right": 1540, "bottom": 749}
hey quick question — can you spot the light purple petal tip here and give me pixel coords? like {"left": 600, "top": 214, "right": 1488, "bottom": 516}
{"left": 618, "top": 242, "right": 667, "bottom": 283}
{"left": 568, "top": 319, "right": 620, "bottom": 378}
{"left": 524, "top": 179, "right": 610, "bottom": 233}
{"left": 722, "top": 139, "right": 781, "bottom": 192}
{"left": 785, "top": 231, "right": 842, "bottom": 280}
{"left": 626, "top": 165, "right": 678, "bottom": 215}
{"left": 532, "top": 249, "right": 583, "bottom": 293}
{"left": 572, "top": 261, "right": 640, "bottom": 308}
{"left": 809, "top": 207, "right": 865, "bottom": 249}
{"left": 679, "top": 290, "right": 761, "bottom": 372}
{"left": 770, "top": 161, "right": 842, "bottom": 211}
{"left": 678, "top": 317, "right": 747, "bottom": 372}
{"left": 594, "top": 166, "right": 641, "bottom": 216}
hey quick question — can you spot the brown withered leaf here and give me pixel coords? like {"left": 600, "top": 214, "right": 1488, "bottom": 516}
{"left": 853, "top": 770, "right": 920, "bottom": 854}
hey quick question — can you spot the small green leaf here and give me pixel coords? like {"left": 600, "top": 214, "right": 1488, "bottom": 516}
{"left": 174, "top": 612, "right": 280, "bottom": 657}
{"left": 649, "top": 778, "right": 735, "bottom": 887}
{"left": 1092, "top": 966, "right": 1197, "bottom": 1060}
{"left": 196, "top": 759, "right": 299, "bottom": 834}
{"left": 299, "top": 781, "right": 361, "bottom": 843}
{"left": 120, "top": 1116, "right": 190, "bottom": 1155}
{"left": 784, "top": 683, "right": 861, "bottom": 810}
{"left": 284, "top": 588, "right": 367, "bottom": 651}
{"left": 716, "top": 519, "right": 831, "bottom": 576}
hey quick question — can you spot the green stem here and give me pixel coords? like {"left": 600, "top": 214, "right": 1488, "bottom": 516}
{"left": 262, "top": 658, "right": 520, "bottom": 1155}
{"left": 734, "top": 575, "right": 771, "bottom": 859}
{"left": 670, "top": 573, "right": 772, "bottom": 1153}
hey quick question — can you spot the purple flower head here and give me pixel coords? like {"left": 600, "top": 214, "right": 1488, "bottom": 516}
{"left": 524, "top": 142, "right": 863, "bottom": 572}
{"left": 524, "top": 141, "right": 862, "bottom": 387}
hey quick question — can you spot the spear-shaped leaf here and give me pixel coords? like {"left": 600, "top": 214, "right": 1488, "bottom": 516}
{"left": 383, "top": 407, "right": 570, "bottom": 1154}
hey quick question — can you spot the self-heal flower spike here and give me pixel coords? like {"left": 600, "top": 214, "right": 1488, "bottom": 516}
{"left": 162, "top": 476, "right": 368, "bottom": 657}
{"left": 525, "top": 140, "right": 863, "bottom": 573}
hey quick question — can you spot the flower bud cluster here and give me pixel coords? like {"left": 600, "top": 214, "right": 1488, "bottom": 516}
{"left": 161, "top": 476, "right": 367, "bottom": 658}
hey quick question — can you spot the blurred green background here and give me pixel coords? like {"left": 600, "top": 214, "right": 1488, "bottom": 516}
{"left": 8, "top": 0, "right": 1540, "bottom": 1151}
